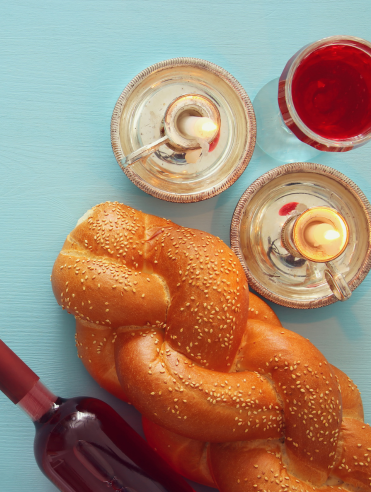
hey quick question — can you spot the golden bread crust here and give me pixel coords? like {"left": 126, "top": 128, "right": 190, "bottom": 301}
{"left": 75, "top": 319, "right": 129, "bottom": 401}
{"left": 142, "top": 416, "right": 215, "bottom": 487}
{"left": 114, "top": 329, "right": 282, "bottom": 443}
{"left": 52, "top": 202, "right": 249, "bottom": 372}
{"left": 51, "top": 202, "right": 371, "bottom": 492}
{"left": 248, "top": 292, "right": 282, "bottom": 327}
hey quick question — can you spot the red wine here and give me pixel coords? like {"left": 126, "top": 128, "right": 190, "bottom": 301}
{"left": 0, "top": 340, "right": 194, "bottom": 492}
{"left": 291, "top": 42, "right": 371, "bottom": 140}
{"left": 34, "top": 396, "right": 193, "bottom": 492}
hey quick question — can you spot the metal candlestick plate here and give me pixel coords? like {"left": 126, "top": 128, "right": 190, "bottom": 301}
{"left": 230, "top": 163, "right": 371, "bottom": 309}
{"left": 111, "top": 58, "right": 256, "bottom": 203}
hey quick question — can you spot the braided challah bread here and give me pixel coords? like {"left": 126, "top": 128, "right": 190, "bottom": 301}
{"left": 51, "top": 202, "right": 371, "bottom": 492}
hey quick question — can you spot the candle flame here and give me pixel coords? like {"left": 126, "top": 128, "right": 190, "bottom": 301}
{"left": 201, "top": 121, "right": 217, "bottom": 132}
{"left": 324, "top": 230, "right": 340, "bottom": 241}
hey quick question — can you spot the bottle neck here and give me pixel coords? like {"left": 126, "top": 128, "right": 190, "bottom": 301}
{"left": 17, "top": 380, "right": 57, "bottom": 422}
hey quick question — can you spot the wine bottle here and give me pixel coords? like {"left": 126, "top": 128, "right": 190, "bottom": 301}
{"left": 0, "top": 339, "right": 195, "bottom": 492}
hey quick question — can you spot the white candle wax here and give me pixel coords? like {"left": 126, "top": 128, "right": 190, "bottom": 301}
{"left": 178, "top": 115, "right": 217, "bottom": 139}
{"left": 292, "top": 207, "right": 349, "bottom": 262}
{"left": 304, "top": 221, "right": 342, "bottom": 257}
{"left": 304, "top": 222, "right": 340, "bottom": 247}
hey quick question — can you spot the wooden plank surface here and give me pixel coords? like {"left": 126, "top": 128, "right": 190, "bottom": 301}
{"left": 1, "top": 1, "right": 371, "bottom": 490}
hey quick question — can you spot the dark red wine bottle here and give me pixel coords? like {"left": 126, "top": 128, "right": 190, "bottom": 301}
{"left": 0, "top": 340, "right": 195, "bottom": 492}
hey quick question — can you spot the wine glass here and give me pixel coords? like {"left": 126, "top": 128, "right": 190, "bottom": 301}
{"left": 254, "top": 35, "right": 371, "bottom": 161}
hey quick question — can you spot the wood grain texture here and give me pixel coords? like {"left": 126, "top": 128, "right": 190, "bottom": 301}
{"left": 1, "top": 1, "right": 371, "bottom": 491}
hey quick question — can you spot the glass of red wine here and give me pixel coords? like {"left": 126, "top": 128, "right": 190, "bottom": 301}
{"left": 254, "top": 35, "right": 371, "bottom": 162}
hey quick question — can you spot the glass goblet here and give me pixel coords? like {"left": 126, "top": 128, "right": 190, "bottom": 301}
{"left": 254, "top": 35, "right": 371, "bottom": 162}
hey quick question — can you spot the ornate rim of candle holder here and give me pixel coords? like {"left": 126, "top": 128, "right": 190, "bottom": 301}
{"left": 230, "top": 162, "right": 371, "bottom": 309}
{"left": 111, "top": 58, "right": 256, "bottom": 203}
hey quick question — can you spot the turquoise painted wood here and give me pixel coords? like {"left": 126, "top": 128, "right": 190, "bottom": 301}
{"left": 1, "top": 1, "right": 371, "bottom": 490}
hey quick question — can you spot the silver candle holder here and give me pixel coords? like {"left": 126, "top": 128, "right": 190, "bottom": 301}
{"left": 111, "top": 58, "right": 256, "bottom": 203}
{"left": 231, "top": 163, "right": 371, "bottom": 309}
{"left": 280, "top": 206, "right": 351, "bottom": 301}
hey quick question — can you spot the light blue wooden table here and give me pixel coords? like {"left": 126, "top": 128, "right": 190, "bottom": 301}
{"left": 1, "top": 2, "right": 371, "bottom": 491}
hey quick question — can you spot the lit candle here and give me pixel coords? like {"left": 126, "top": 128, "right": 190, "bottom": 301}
{"left": 304, "top": 222, "right": 340, "bottom": 246}
{"left": 178, "top": 115, "right": 217, "bottom": 140}
{"left": 292, "top": 207, "right": 349, "bottom": 262}
{"left": 304, "top": 221, "right": 341, "bottom": 257}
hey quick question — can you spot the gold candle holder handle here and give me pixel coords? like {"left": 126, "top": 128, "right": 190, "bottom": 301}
{"left": 324, "top": 262, "right": 352, "bottom": 302}
{"left": 121, "top": 136, "right": 169, "bottom": 168}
